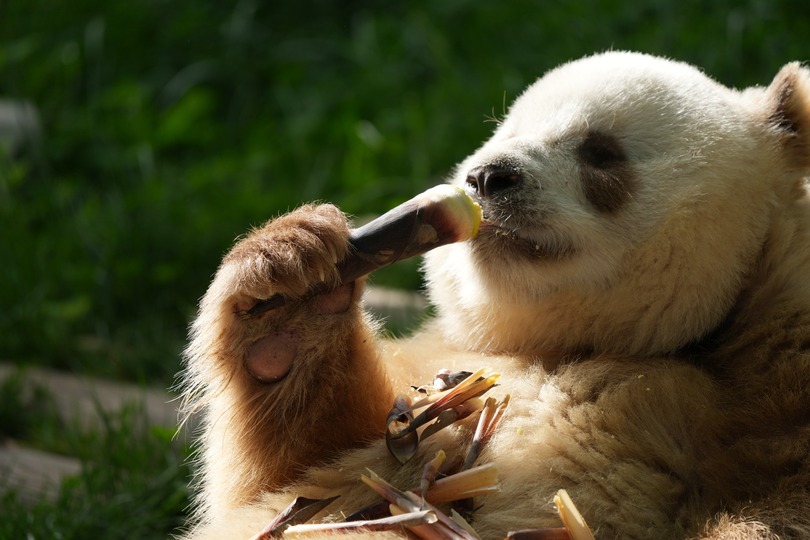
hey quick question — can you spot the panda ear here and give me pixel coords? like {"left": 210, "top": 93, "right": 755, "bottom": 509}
{"left": 764, "top": 62, "right": 810, "bottom": 167}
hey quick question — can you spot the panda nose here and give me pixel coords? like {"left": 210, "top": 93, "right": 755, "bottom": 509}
{"left": 465, "top": 164, "right": 524, "bottom": 198}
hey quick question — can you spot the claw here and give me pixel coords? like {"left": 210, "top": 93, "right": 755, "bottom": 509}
{"left": 386, "top": 394, "right": 419, "bottom": 464}
{"left": 386, "top": 369, "right": 500, "bottom": 463}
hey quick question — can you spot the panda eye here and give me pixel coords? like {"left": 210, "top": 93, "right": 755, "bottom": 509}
{"left": 577, "top": 131, "right": 626, "bottom": 168}
{"left": 576, "top": 130, "right": 635, "bottom": 214}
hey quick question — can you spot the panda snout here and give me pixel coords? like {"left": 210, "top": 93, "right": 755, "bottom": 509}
{"left": 465, "top": 164, "right": 524, "bottom": 198}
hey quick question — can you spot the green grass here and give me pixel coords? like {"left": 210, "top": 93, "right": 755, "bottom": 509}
{"left": 1, "top": 0, "right": 808, "bottom": 536}
{"left": 0, "top": 372, "right": 191, "bottom": 539}
{"left": 0, "top": 426, "right": 190, "bottom": 540}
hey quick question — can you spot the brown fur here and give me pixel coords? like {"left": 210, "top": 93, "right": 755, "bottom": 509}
{"left": 179, "top": 53, "right": 810, "bottom": 539}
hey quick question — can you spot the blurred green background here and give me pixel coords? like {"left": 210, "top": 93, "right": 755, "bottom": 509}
{"left": 1, "top": 0, "right": 808, "bottom": 537}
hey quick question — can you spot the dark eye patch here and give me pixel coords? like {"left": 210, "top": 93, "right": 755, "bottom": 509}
{"left": 576, "top": 131, "right": 635, "bottom": 213}
{"left": 578, "top": 131, "right": 626, "bottom": 167}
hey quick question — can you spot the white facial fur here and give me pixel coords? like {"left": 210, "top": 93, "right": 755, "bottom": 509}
{"left": 423, "top": 51, "right": 797, "bottom": 356}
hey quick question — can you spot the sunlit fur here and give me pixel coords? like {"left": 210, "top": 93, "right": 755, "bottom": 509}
{"left": 179, "top": 52, "right": 810, "bottom": 539}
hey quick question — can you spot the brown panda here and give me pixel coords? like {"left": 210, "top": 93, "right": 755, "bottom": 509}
{"left": 179, "top": 52, "right": 810, "bottom": 539}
